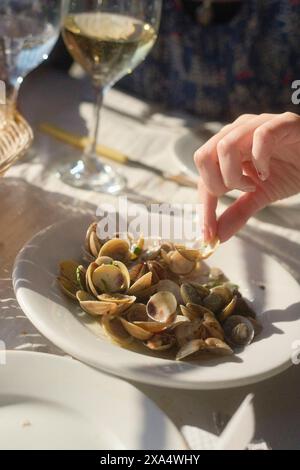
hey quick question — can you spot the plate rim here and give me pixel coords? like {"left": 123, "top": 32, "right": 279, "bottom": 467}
{"left": 0, "top": 350, "right": 187, "bottom": 449}
{"left": 13, "top": 216, "right": 300, "bottom": 390}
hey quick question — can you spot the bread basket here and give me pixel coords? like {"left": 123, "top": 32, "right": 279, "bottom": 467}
{"left": 0, "top": 110, "right": 33, "bottom": 176}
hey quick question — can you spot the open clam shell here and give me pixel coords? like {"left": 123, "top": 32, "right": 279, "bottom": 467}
{"left": 180, "top": 303, "right": 213, "bottom": 321}
{"left": 101, "top": 316, "right": 133, "bottom": 346}
{"left": 204, "top": 338, "right": 233, "bottom": 356}
{"left": 133, "top": 320, "right": 169, "bottom": 333}
{"left": 146, "top": 291, "right": 177, "bottom": 324}
{"left": 95, "top": 256, "right": 113, "bottom": 266}
{"left": 91, "top": 261, "right": 130, "bottom": 294}
{"left": 176, "top": 339, "right": 207, "bottom": 361}
{"left": 97, "top": 293, "right": 135, "bottom": 315}
{"left": 57, "top": 276, "right": 78, "bottom": 300}
{"left": 120, "top": 318, "right": 153, "bottom": 341}
{"left": 59, "top": 260, "right": 80, "bottom": 286}
{"left": 76, "top": 290, "right": 117, "bottom": 316}
{"left": 176, "top": 337, "right": 233, "bottom": 361}
{"left": 85, "top": 222, "right": 102, "bottom": 257}
{"left": 99, "top": 238, "right": 130, "bottom": 264}
{"left": 157, "top": 279, "right": 182, "bottom": 303}
{"left": 174, "top": 319, "right": 206, "bottom": 346}
{"left": 86, "top": 262, "right": 100, "bottom": 297}
{"left": 180, "top": 282, "right": 209, "bottom": 306}
{"left": 193, "top": 238, "right": 220, "bottom": 260}
{"left": 174, "top": 245, "right": 201, "bottom": 262}
{"left": 125, "top": 303, "right": 148, "bottom": 322}
{"left": 92, "top": 264, "right": 125, "bottom": 293}
{"left": 218, "top": 295, "right": 238, "bottom": 322}
{"left": 144, "top": 332, "right": 176, "bottom": 351}
{"left": 162, "top": 250, "right": 196, "bottom": 275}
{"left": 129, "top": 263, "right": 147, "bottom": 283}
{"left": 128, "top": 272, "right": 153, "bottom": 296}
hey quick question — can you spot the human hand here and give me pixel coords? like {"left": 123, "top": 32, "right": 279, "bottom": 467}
{"left": 194, "top": 112, "right": 300, "bottom": 242}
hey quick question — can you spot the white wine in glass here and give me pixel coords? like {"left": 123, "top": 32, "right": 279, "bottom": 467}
{"left": 60, "top": 0, "right": 162, "bottom": 194}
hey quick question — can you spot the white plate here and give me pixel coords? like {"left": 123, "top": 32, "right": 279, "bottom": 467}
{"left": 14, "top": 215, "right": 300, "bottom": 390}
{"left": 174, "top": 131, "right": 300, "bottom": 208}
{"left": 0, "top": 351, "right": 185, "bottom": 450}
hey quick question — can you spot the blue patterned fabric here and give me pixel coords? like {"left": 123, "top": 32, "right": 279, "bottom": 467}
{"left": 119, "top": 0, "right": 300, "bottom": 120}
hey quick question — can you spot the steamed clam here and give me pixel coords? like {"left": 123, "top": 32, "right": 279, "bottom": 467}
{"left": 146, "top": 291, "right": 177, "bottom": 323}
{"left": 99, "top": 238, "right": 131, "bottom": 264}
{"left": 180, "top": 282, "right": 209, "bottom": 306}
{"left": 145, "top": 332, "right": 176, "bottom": 351}
{"left": 223, "top": 315, "right": 255, "bottom": 346}
{"left": 58, "top": 223, "right": 260, "bottom": 363}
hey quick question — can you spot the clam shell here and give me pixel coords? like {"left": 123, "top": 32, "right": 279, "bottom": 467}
{"left": 146, "top": 291, "right": 177, "bottom": 323}
{"left": 174, "top": 245, "right": 201, "bottom": 262}
{"left": 128, "top": 272, "right": 152, "bottom": 296}
{"left": 85, "top": 222, "right": 99, "bottom": 256}
{"left": 89, "top": 230, "right": 101, "bottom": 257}
{"left": 164, "top": 251, "right": 196, "bottom": 275}
{"left": 147, "top": 261, "right": 167, "bottom": 283}
{"left": 144, "top": 332, "right": 176, "bottom": 351}
{"left": 76, "top": 265, "right": 87, "bottom": 291}
{"left": 174, "top": 319, "right": 206, "bottom": 346}
{"left": 120, "top": 318, "right": 153, "bottom": 340}
{"left": 95, "top": 256, "right": 113, "bottom": 266}
{"left": 202, "top": 286, "right": 232, "bottom": 314}
{"left": 176, "top": 339, "right": 206, "bottom": 360}
{"left": 135, "top": 284, "right": 158, "bottom": 301}
{"left": 86, "top": 262, "right": 99, "bottom": 297}
{"left": 194, "top": 238, "right": 220, "bottom": 260}
{"left": 133, "top": 321, "right": 169, "bottom": 333}
{"left": 218, "top": 295, "right": 238, "bottom": 322}
{"left": 92, "top": 263, "right": 128, "bottom": 294}
{"left": 101, "top": 316, "right": 133, "bottom": 346}
{"left": 223, "top": 315, "right": 255, "bottom": 346}
{"left": 129, "top": 263, "right": 147, "bottom": 283}
{"left": 113, "top": 261, "right": 131, "bottom": 291}
{"left": 76, "top": 290, "right": 117, "bottom": 316}
{"left": 97, "top": 293, "right": 135, "bottom": 304}
{"left": 204, "top": 338, "right": 233, "bottom": 356}
{"left": 126, "top": 303, "right": 148, "bottom": 322}
{"left": 59, "top": 260, "right": 80, "bottom": 285}
{"left": 57, "top": 276, "right": 78, "bottom": 300}
{"left": 180, "top": 282, "right": 209, "bottom": 306}
{"left": 157, "top": 279, "right": 182, "bottom": 303}
{"left": 99, "top": 238, "right": 130, "bottom": 263}
{"left": 97, "top": 293, "right": 136, "bottom": 315}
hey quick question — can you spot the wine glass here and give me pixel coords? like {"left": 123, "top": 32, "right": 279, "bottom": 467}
{"left": 60, "top": 0, "right": 162, "bottom": 194}
{"left": 0, "top": 0, "right": 62, "bottom": 120}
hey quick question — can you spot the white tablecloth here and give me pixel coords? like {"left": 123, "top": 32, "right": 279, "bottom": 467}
{"left": 1, "top": 67, "right": 300, "bottom": 449}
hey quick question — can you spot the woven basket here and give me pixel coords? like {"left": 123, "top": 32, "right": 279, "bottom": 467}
{"left": 0, "top": 110, "right": 33, "bottom": 176}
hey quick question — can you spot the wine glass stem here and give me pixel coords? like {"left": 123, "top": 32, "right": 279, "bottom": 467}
{"left": 86, "top": 84, "right": 104, "bottom": 159}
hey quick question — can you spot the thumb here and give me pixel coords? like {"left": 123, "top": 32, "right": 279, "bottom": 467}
{"left": 217, "top": 191, "right": 267, "bottom": 242}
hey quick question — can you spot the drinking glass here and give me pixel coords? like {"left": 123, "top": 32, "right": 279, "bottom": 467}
{"left": 60, "top": 0, "right": 162, "bottom": 194}
{"left": 0, "top": 0, "right": 62, "bottom": 119}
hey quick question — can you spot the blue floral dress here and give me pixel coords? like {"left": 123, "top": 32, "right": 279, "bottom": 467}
{"left": 119, "top": 0, "right": 300, "bottom": 121}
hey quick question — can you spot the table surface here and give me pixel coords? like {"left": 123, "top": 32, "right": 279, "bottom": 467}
{"left": 1, "top": 67, "right": 300, "bottom": 450}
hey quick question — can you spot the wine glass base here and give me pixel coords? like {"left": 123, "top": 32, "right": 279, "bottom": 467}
{"left": 57, "top": 158, "right": 126, "bottom": 194}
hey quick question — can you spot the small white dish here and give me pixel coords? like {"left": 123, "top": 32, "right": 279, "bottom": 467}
{"left": 0, "top": 351, "right": 185, "bottom": 450}
{"left": 13, "top": 215, "right": 300, "bottom": 389}
{"left": 174, "top": 130, "right": 300, "bottom": 208}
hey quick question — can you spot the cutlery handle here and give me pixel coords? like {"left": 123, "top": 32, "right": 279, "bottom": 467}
{"left": 39, "top": 122, "right": 128, "bottom": 164}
